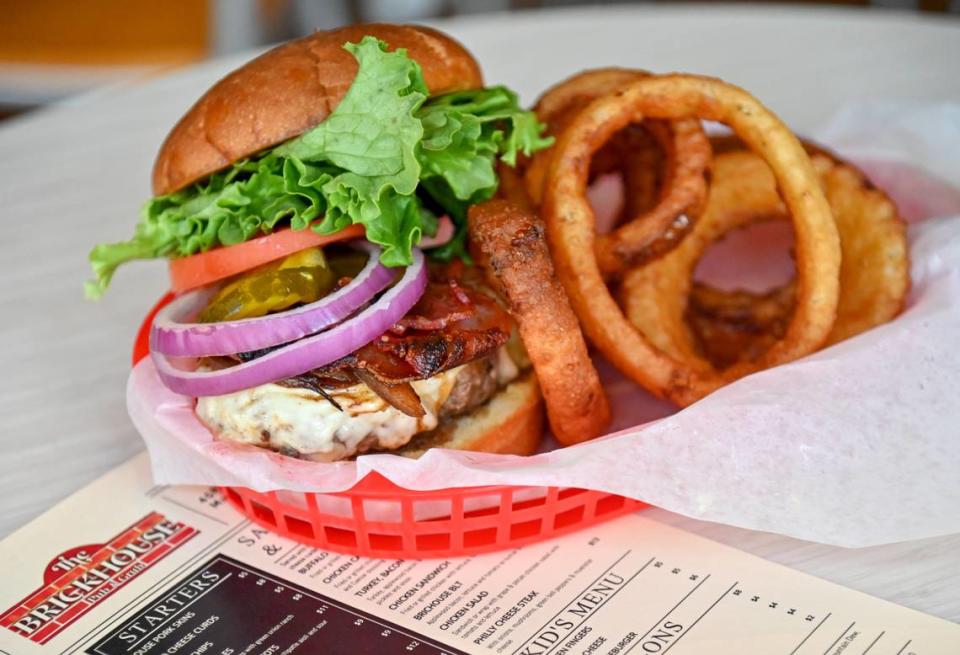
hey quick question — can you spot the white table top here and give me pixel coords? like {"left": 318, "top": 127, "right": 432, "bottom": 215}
{"left": 2, "top": 5, "right": 958, "bottom": 622}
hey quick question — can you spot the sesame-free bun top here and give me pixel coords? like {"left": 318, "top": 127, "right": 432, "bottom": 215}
{"left": 152, "top": 23, "right": 483, "bottom": 196}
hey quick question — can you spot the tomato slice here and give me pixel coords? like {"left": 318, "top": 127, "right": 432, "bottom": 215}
{"left": 168, "top": 224, "right": 364, "bottom": 293}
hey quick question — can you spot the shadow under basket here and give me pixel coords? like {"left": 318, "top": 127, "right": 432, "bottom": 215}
{"left": 136, "top": 293, "right": 644, "bottom": 559}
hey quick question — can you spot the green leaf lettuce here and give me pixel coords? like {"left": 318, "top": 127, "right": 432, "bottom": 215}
{"left": 86, "top": 37, "right": 551, "bottom": 299}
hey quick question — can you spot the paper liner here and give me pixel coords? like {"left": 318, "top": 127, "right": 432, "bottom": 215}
{"left": 128, "top": 103, "right": 960, "bottom": 547}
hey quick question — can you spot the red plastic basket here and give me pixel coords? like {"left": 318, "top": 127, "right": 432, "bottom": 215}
{"left": 135, "top": 294, "right": 643, "bottom": 558}
{"left": 222, "top": 482, "right": 642, "bottom": 559}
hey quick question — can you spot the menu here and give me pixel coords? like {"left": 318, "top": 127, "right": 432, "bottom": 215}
{"left": 1, "top": 453, "right": 957, "bottom": 655}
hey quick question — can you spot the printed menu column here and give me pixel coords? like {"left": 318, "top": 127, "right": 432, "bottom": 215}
{"left": 85, "top": 554, "right": 465, "bottom": 655}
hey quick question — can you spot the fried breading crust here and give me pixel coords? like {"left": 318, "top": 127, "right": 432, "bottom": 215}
{"left": 468, "top": 200, "right": 611, "bottom": 445}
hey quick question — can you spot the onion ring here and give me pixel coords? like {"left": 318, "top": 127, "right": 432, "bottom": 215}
{"left": 525, "top": 70, "right": 654, "bottom": 207}
{"left": 671, "top": 146, "right": 908, "bottom": 366}
{"left": 594, "top": 118, "right": 709, "bottom": 278}
{"left": 468, "top": 199, "right": 610, "bottom": 445}
{"left": 686, "top": 283, "right": 794, "bottom": 370}
{"left": 607, "top": 125, "right": 664, "bottom": 228}
{"left": 542, "top": 74, "right": 841, "bottom": 406}
{"left": 620, "top": 151, "right": 786, "bottom": 368}
{"left": 812, "top": 152, "right": 909, "bottom": 343}
{"left": 527, "top": 68, "right": 711, "bottom": 279}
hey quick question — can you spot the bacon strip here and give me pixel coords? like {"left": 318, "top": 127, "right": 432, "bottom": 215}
{"left": 251, "top": 269, "right": 515, "bottom": 412}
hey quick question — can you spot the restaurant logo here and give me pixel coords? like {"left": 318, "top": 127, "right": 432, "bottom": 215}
{"left": 0, "top": 512, "right": 197, "bottom": 644}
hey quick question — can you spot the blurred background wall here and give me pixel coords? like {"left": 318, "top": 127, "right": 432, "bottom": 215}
{"left": 1, "top": 0, "right": 955, "bottom": 120}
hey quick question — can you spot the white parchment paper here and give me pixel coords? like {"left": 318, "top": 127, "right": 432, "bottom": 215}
{"left": 128, "top": 103, "right": 960, "bottom": 548}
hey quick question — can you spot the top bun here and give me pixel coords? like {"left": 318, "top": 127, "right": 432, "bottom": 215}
{"left": 152, "top": 24, "right": 483, "bottom": 196}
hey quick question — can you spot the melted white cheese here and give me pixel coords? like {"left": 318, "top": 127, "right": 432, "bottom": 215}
{"left": 196, "top": 347, "right": 519, "bottom": 462}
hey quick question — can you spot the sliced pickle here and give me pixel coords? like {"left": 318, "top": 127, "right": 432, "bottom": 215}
{"left": 199, "top": 247, "right": 336, "bottom": 322}
{"left": 327, "top": 249, "right": 368, "bottom": 279}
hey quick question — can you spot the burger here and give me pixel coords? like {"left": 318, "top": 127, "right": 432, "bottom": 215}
{"left": 88, "top": 24, "right": 558, "bottom": 462}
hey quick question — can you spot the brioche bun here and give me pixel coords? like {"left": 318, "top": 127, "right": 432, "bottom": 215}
{"left": 153, "top": 23, "right": 483, "bottom": 195}
{"left": 393, "top": 373, "right": 544, "bottom": 458}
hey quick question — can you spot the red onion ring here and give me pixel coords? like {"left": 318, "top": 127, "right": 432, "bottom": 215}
{"left": 151, "top": 242, "right": 393, "bottom": 357}
{"left": 420, "top": 215, "right": 455, "bottom": 249}
{"left": 152, "top": 249, "right": 427, "bottom": 397}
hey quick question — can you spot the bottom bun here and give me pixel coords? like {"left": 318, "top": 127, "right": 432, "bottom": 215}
{"left": 391, "top": 372, "right": 544, "bottom": 458}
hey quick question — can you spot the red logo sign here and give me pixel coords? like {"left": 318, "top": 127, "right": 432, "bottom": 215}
{"left": 0, "top": 512, "right": 197, "bottom": 644}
